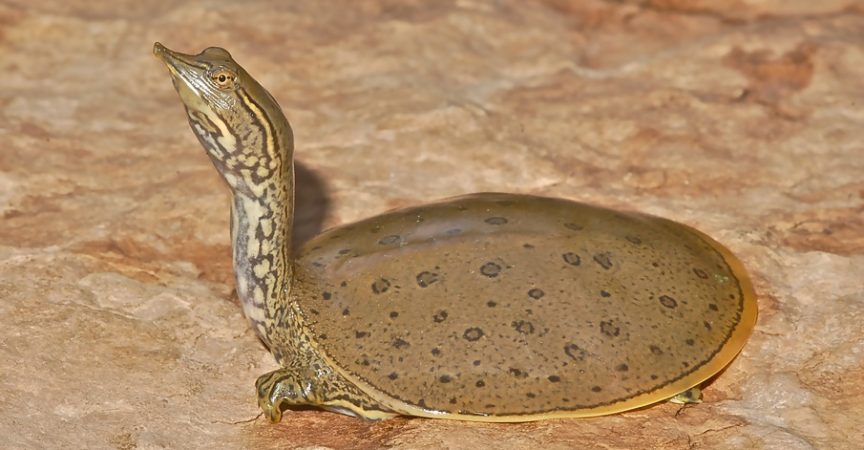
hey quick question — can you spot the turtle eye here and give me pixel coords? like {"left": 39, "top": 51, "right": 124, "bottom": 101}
{"left": 210, "top": 69, "right": 237, "bottom": 90}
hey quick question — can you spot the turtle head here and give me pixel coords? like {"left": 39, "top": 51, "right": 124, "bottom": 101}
{"left": 154, "top": 42, "right": 293, "bottom": 196}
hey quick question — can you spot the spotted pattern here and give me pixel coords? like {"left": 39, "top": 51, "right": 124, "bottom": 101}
{"left": 295, "top": 193, "right": 753, "bottom": 417}
{"left": 600, "top": 320, "right": 620, "bottom": 337}
{"left": 485, "top": 217, "right": 508, "bottom": 225}
{"left": 480, "top": 262, "right": 502, "bottom": 277}
{"left": 659, "top": 295, "right": 678, "bottom": 309}
{"left": 379, "top": 235, "right": 401, "bottom": 245}
{"left": 564, "top": 343, "right": 588, "bottom": 361}
{"left": 463, "top": 327, "right": 484, "bottom": 341}
{"left": 562, "top": 252, "right": 581, "bottom": 266}
{"left": 592, "top": 253, "right": 613, "bottom": 270}
{"left": 416, "top": 271, "right": 440, "bottom": 287}
{"left": 512, "top": 320, "right": 535, "bottom": 334}
{"left": 371, "top": 278, "right": 390, "bottom": 294}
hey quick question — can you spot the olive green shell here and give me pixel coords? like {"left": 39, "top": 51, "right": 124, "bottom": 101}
{"left": 292, "top": 193, "right": 756, "bottom": 419}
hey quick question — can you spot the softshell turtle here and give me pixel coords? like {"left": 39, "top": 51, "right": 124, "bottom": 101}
{"left": 153, "top": 43, "right": 757, "bottom": 422}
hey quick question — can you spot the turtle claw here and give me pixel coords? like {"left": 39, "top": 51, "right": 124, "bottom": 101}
{"left": 259, "top": 397, "right": 283, "bottom": 423}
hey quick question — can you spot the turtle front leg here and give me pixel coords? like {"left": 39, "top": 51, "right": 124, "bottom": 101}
{"left": 256, "top": 366, "right": 397, "bottom": 422}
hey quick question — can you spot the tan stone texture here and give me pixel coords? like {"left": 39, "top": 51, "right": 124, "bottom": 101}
{"left": 1, "top": 0, "right": 862, "bottom": 448}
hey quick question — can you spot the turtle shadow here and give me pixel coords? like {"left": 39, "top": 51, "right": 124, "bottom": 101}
{"left": 292, "top": 160, "right": 331, "bottom": 252}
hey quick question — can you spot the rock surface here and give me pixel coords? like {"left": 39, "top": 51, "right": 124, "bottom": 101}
{"left": 1, "top": 1, "right": 862, "bottom": 448}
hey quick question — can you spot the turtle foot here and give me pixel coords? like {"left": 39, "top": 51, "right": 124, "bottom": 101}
{"left": 256, "top": 368, "right": 312, "bottom": 423}
{"left": 255, "top": 366, "right": 398, "bottom": 422}
{"left": 668, "top": 386, "right": 703, "bottom": 404}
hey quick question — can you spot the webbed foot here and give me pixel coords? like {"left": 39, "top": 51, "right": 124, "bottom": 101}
{"left": 668, "top": 386, "right": 703, "bottom": 405}
{"left": 255, "top": 367, "right": 397, "bottom": 422}
{"left": 256, "top": 368, "right": 313, "bottom": 422}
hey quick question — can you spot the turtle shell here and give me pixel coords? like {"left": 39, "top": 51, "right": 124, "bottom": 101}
{"left": 292, "top": 193, "right": 757, "bottom": 420}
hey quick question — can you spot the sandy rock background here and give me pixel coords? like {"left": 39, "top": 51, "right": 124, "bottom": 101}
{"left": 1, "top": 1, "right": 862, "bottom": 448}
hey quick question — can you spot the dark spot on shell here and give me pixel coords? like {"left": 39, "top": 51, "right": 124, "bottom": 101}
{"left": 523, "top": 243, "right": 534, "bottom": 249}
{"left": 416, "top": 271, "right": 440, "bottom": 287}
{"left": 389, "top": 311, "right": 399, "bottom": 319}
{"left": 591, "top": 386, "right": 602, "bottom": 393}
{"left": 600, "top": 320, "right": 620, "bottom": 337}
{"left": 444, "top": 228, "right": 462, "bottom": 236}
{"left": 528, "top": 288, "right": 545, "bottom": 300}
{"left": 476, "top": 380, "right": 486, "bottom": 387}
{"left": 340, "top": 281, "right": 348, "bottom": 287}
{"left": 685, "top": 338, "right": 695, "bottom": 346}
{"left": 526, "top": 392, "right": 536, "bottom": 398}
{"left": 371, "top": 278, "right": 390, "bottom": 294}
{"left": 433, "top": 310, "right": 448, "bottom": 323}
{"left": 388, "top": 372, "right": 398, "bottom": 380}
{"left": 564, "top": 223, "right": 583, "bottom": 231}
{"left": 418, "top": 399, "right": 427, "bottom": 407}
{"left": 709, "top": 303, "right": 719, "bottom": 311}
{"left": 341, "top": 308, "right": 350, "bottom": 316}
{"left": 703, "top": 321, "right": 712, "bottom": 331}
{"left": 650, "top": 374, "right": 659, "bottom": 380}
{"left": 659, "top": 295, "right": 678, "bottom": 309}
{"left": 338, "top": 248, "right": 351, "bottom": 255}
{"left": 564, "top": 343, "right": 588, "bottom": 361}
{"left": 512, "top": 320, "right": 535, "bottom": 335}
{"left": 322, "top": 291, "right": 332, "bottom": 300}
{"left": 548, "top": 375, "right": 561, "bottom": 382}
{"left": 480, "top": 262, "right": 501, "bottom": 277}
{"left": 616, "top": 363, "right": 629, "bottom": 372}
{"left": 693, "top": 268, "right": 709, "bottom": 279}
{"left": 626, "top": 235, "right": 642, "bottom": 245}
{"left": 463, "top": 327, "right": 484, "bottom": 342}
{"left": 593, "top": 253, "right": 613, "bottom": 270}
{"left": 485, "top": 217, "right": 508, "bottom": 225}
{"left": 439, "top": 375, "right": 452, "bottom": 383}
{"left": 378, "top": 235, "right": 401, "bottom": 245}
{"left": 562, "top": 252, "right": 581, "bottom": 266}
{"left": 473, "top": 360, "right": 481, "bottom": 366}
{"left": 309, "top": 308, "right": 319, "bottom": 315}
{"left": 508, "top": 368, "right": 528, "bottom": 379}
{"left": 431, "top": 348, "right": 442, "bottom": 356}
{"left": 649, "top": 345, "right": 663, "bottom": 355}
{"left": 600, "top": 290, "right": 611, "bottom": 298}
{"left": 486, "top": 300, "right": 497, "bottom": 307}
{"left": 392, "top": 338, "right": 410, "bottom": 349}
{"left": 355, "top": 331, "right": 369, "bottom": 338}
{"left": 449, "top": 397, "right": 457, "bottom": 404}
